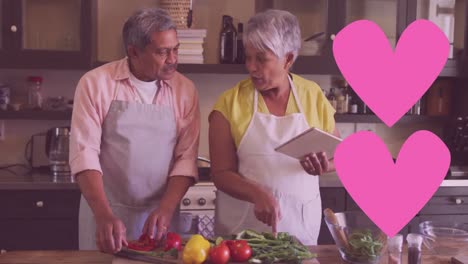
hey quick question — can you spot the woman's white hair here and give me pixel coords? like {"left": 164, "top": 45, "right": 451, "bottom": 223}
{"left": 244, "top": 9, "right": 301, "bottom": 62}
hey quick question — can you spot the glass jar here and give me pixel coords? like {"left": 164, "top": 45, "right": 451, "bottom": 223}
{"left": 27, "top": 76, "right": 43, "bottom": 109}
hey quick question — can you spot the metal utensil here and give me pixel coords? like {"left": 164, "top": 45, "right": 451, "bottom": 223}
{"left": 304, "top": 32, "right": 325, "bottom": 42}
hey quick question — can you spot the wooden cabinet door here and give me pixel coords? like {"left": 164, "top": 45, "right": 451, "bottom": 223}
{"left": 0, "top": 190, "right": 81, "bottom": 250}
{"left": 255, "top": 0, "right": 342, "bottom": 74}
{"left": 0, "top": 218, "right": 78, "bottom": 250}
{"left": 0, "top": 0, "right": 92, "bottom": 69}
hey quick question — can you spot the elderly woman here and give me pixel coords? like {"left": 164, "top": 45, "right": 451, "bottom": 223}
{"left": 209, "top": 9, "right": 340, "bottom": 245}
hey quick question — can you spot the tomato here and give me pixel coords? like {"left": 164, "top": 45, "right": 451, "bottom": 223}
{"left": 165, "top": 232, "right": 182, "bottom": 251}
{"left": 225, "top": 240, "right": 252, "bottom": 262}
{"left": 209, "top": 244, "right": 230, "bottom": 264}
{"left": 127, "top": 234, "right": 157, "bottom": 251}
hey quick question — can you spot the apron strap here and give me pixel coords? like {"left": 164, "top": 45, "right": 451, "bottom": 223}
{"left": 253, "top": 87, "right": 259, "bottom": 114}
{"left": 288, "top": 75, "right": 306, "bottom": 114}
{"left": 152, "top": 80, "right": 162, "bottom": 104}
{"left": 254, "top": 74, "right": 306, "bottom": 115}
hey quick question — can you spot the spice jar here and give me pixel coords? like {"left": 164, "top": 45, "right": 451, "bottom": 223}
{"left": 387, "top": 234, "right": 403, "bottom": 264}
{"left": 407, "top": 233, "right": 423, "bottom": 264}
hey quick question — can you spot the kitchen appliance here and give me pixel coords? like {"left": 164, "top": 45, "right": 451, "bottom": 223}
{"left": 179, "top": 182, "right": 216, "bottom": 238}
{"left": 45, "top": 127, "right": 71, "bottom": 176}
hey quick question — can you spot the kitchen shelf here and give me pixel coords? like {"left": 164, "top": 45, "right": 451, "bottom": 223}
{"left": 0, "top": 110, "right": 447, "bottom": 123}
{"left": 335, "top": 114, "right": 448, "bottom": 124}
{"left": 93, "top": 58, "right": 458, "bottom": 76}
{"left": 0, "top": 110, "right": 73, "bottom": 120}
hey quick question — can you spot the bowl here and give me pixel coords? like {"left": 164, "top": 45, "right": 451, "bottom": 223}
{"left": 419, "top": 221, "right": 468, "bottom": 255}
{"left": 325, "top": 211, "right": 387, "bottom": 264}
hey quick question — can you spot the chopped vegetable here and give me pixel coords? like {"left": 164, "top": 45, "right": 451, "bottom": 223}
{"left": 127, "top": 234, "right": 156, "bottom": 251}
{"left": 343, "top": 229, "right": 384, "bottom": 263}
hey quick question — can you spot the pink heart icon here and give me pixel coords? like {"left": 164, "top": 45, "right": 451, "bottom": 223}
{"left": 334, "top": 130, "right": 450, "bottom": 237}
{"left": 333, "top": 20, "right": 449, "bottom": 127}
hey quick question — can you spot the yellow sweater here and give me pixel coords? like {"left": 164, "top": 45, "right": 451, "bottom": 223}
{"left": 213, "top": 74, "right": 336, "bottom": 148}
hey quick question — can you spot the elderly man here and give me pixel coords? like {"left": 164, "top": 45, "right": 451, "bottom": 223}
{"left": 70, "top": 8, "right": 199, "bottom": 253}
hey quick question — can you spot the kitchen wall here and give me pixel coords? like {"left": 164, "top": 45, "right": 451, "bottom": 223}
{"left": 0, "top": 68, "right": 443, "bottom": 166}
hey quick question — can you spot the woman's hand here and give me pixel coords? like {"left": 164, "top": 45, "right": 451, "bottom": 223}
{"left": 253, "top": 187, "right": 281, "bottom": 233}
{"left": 300, "top": 151, "right": 329, "bottom": 176}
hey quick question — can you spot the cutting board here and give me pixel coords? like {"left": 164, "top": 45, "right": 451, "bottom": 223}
{"left": 112, "top": 248, "right": 320, "bottom": 264}
{"left": 112, "top": 256, "right": 320, "bottom": 264}
{"left": 452, "top": 256, "right": 468, "bottom": 264}
{"left": 113, "top": 249, "right": 179, "bottom": 264}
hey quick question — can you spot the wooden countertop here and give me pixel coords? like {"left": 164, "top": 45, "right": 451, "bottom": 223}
{"left": 0, "top": 246, "right": 464, "bottom": 264}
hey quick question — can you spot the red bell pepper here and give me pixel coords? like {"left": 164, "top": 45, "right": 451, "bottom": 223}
{"left": 164, "top": 232, "right": 182, "bottom": 251}
{"left": 127, "top": 233, "right": 157, "bottom": 251}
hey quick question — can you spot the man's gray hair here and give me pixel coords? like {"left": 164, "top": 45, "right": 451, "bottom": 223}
{"left": 122, "top": 8, "right": 176, "bottom": 54}
{"left": 244, "top": 9, "right": 301, "bottom": 62}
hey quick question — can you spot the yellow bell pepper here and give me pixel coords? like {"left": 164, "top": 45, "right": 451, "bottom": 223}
{"left": 182, "top": 234, "right": 211, "bottom": 264}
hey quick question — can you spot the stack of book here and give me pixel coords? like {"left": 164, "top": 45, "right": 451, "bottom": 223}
{"left": 177, "top": 29, "right": 207, "bottom": 64}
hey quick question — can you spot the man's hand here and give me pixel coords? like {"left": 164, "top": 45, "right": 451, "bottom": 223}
{"left": 95, "top": 213, "right": 128, "bottom": 253}
{"left": 300, "top": 151, "right": 329, "bottom": 176}
{"left": 142, "top": 206, "right": 175, "bottom": 240}
{"left": 253, "top": 187, "right": 281, "bottom": 233}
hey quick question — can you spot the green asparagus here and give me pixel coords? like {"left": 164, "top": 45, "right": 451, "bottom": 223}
{"left": 235, "top": 230, "right": 317, "bottom": 264}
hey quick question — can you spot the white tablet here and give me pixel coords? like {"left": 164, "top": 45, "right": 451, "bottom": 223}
{"left": 274, "top": 127, "right": 342, "bottom": 159}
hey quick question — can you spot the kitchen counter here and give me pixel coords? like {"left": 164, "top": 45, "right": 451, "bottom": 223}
{"left": 2, "top": 170, "right": 468, "bottom": 190}
{"left": 0, "top": 171, "right": 78, "bottom": 190}
{"left": 0, "top": 247, "right": 464, "bottom": 264}
{"left": 319, "top": 172, "right": 468, "bottom": 187}
{"left": 0, "top": 169, "right": 214, "bottom": 190}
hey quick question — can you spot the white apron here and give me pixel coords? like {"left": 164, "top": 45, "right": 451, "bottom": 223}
{"left": 79, "top": 80, "right": 180, "bottom": 249}
{"left": 215, "top": 76, "right": 322, "bottom": 245}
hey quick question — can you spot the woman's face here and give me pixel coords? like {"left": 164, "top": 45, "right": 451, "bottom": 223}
{"left": 244, "top": 44, "right": 290, "bottom": 92}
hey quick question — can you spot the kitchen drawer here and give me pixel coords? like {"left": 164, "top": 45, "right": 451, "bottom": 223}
{"left": 0, "top": 190, "right": 81, "bottom": 218}
{"left": 419, "top": 195, "right": 468, "bottom": 215}
{"left": 433, "top": 187, "right": 468, "bottom": 196}
{"left": 417, "top": 215, "right": 468, "bottom": 225}
{"left": 0, "top": 218, "right": 78, "bottom": 250}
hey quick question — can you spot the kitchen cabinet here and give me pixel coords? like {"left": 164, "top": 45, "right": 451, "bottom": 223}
{"left": 95, "top": 0, "right": 256, "bottom": 67}
{"left": 344, "top": 0, "right": 405, "bottom": 49}
{"left": 407, "top": 0, "right": 466, "bottom": 76}
{"left": 0, "top": 0, "right": 92, "bottom": 69}
{"left": 254, "top": 0, "right": 343, "bottom": 75}
{"left": 415, "top": 187, "right": 468, "bottom": 231}
{"left": 0, "top": 190, "right": 81, "bottom": 250}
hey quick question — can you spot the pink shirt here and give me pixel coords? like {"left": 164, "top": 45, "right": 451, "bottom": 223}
{"left": 70, "top": 58, "right": 200, "bottom": 180}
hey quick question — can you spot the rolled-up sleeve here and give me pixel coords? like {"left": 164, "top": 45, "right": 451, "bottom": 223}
{"left": 69, "top": 75, "right": 103, "bottom": 176}
{"left": 169, "top": 87, "right": 200, "bottom": 180}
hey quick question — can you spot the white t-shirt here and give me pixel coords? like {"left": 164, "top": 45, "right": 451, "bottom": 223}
{"left": 129, "top": 71, "right": 159, "bottom": 104}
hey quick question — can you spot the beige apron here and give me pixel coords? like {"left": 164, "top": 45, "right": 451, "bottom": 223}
{"left": 79, "top": 80, "right": 179, "bottom": 249}
{"left": 215, "top": 76, "right": 322, "bottom": 245}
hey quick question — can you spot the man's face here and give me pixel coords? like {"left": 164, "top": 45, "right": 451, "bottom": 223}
{"left": 129, "top": 29, "right": 179, "bottom": 81}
